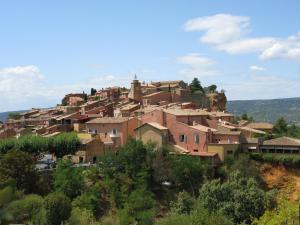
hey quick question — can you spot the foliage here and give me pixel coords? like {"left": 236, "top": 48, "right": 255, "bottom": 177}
{"left": 189, "top": 77, "right": 204, "bottom": 93}
{"left": 198, "top": 171, "right": 266, "bottom": 224}
{"left": 0, "top": 150, "right": 39, "bottom": 193}
{"left": 0, "top": 184, "right": 24, "bottom": 224}
{"left": 54, "top": 159, "right": 84, "bottom": 199}
{"left": 170, "top": 191, "right": 195, "bottom": 215}
{"left": 0, "top": 132, "right": 81, "bottom": 157}
{"left": 44, "top": 192, "right": 72, "bottom": 225}
{"left": 5, "top": 194, "right": 44, "bottom": 223}
{"left": 72, "top": 182, "right": 105, "bottom": 217}
{"left": 156, "top": 202, "right": 233, "bottom": 225}
{"left": 227, "top": 97, "right": 300, "bottom": 123}
{"left": 249, "top": 153, "right": 300, "bottom": 167}
{"left": 273, "top": 117, "right": 288, "bottom": 134}
{"left": 168, "top": 155, "right": 208, "bottom": 194}
{"left": 90, "top": 88, "right": 97, "bottom": 96}
{"left": 252, "top": 197, "right": 299, "bottom": 225}
{"left": 8, "top": 112, "right": 22, "bottom": 120}
{"left": 67, "top": 207, "right": 101, "bottom": 225}
{"left": 118, "top": 188, "right": 156, "bottom": 225}
{"left": 241, "top": 113, "right": 254, "bottom": 122}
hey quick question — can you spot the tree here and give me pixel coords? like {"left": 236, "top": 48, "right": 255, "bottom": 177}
{"left": 90, "top": 88, "right": 97, "bottom": 96}
{"left": 8, "top": 112, "right": 22, "bottom": 120}
{"left": 67, "top": 207, "right": 101, "bottom": 225}
{"left": 156, "top": 202, "right": 233, "bottom": 225}
{"left": 273, "top": 117, "right": 288, "bottom": 134}
{"left": 5, "top": 194, "right": 44, "bottom": 224}
{"left": 53, "top": 160, "right": 84, "bottom": 199}
{"left": 169, "top": 155, "right": 205, "bottom": 194}
{"left": 170, "top": 191, "right": 195, "bottom": 215}
{"left": 198, "top": 172, "right": 265, "bottom": 224}
{"left": 241, "top": 113, "right": 253, "bottom": 122}
{"left": 118, "top": 188, "right": 156, "bottom": 225}
{"left": 189, "top": 78, "right": 204, "bottom": 93}
{"left": 253, "top": 197, "right": 298, "bottom": 225}
{"left": 44, "top": 192, "right": 72, "bottom": 225}
{"left": 207, "top": 84, "right": 217, "bottom": 93}
{"left": 0, "top": 150, "right": 39, "bottom": 193}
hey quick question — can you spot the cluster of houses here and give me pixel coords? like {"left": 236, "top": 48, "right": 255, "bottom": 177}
{"left": 1, "top": 77, "right": 300, "bottom": 164}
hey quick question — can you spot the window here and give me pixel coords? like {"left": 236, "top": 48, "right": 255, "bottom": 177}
{"left": 105, "top": 132, "right": 107, "bottom": 138}
{"left": 193, "top": 149, "right": 199, "bottom": 152}
{"left": 227, "top": 150, "right": 233, "bottom": 155}
{"left": 179, "top": 134, "right": 186, "bottom": 143}
{"left": 194, "top": 134, "right": 200, "bottom": 144}
{"left": 112, "top": 129, "right": 118, "bottom": 135}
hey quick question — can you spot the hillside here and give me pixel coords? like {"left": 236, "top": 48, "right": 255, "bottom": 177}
{"left": 227, "top": 97, "right": 300, "bottom": 123}
{"left": 0, "top": 110, "right": 26, "bottom": 122}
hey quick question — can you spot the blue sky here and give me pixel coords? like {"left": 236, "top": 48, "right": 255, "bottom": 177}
{"left": 0, "top": 0, "right": 299, "bottom": 112}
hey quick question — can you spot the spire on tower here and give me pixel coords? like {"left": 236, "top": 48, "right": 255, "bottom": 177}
{"left": 134, "top": 74, "right": 137, "bottom": 80}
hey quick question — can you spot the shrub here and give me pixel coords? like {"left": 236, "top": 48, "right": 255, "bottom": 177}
{"left": 44, "top": 192, "right": 72, "bottom": 225}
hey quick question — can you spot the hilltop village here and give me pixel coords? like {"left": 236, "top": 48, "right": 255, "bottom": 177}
{"left": 1, "top": 77, "right": 299, "bottom": 164}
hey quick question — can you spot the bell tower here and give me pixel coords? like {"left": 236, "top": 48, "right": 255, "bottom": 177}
{"left": 128, "top": 74, "right": 142, "bottom": 102}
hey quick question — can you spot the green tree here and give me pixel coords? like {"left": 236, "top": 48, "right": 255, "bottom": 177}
{"left": 44, "top": 192, "right": 72, "bottom": 225}
{"left": 189, "top": 78, "right": 204, "bottom": 93}
{"left": 252, "top": 197, "right": 298, "bottom": 225}
{"left": 0, "top": 150, "right": 39, "bottom": 193}
{"left": 118, "top": 188, "right": 156, "bottom": 225}
{"left": 169, "top": 155, "right": 205, "bottom": 194}
{"left": 67, "top": 207, "right": 101, "bottom": 225}
{"left": 273, "top": 117, "right": 288, "bottom": 134}
{"left": 8, "top": 112, "right": 22, "bottom": 120}
{"left": 5, "top": 194, "right": 44, "bottom": 224}
{"left": 207, "top": 84, "right": 217, "bottom": 93}
{"left": 54, "top": 160, "right": 84, "bottom": 199}
{"left": 170, "top": 191, "right": 195, "bottom": 215}
{"left": 198, "top": 172, "right": 265, "bottom": 224}
{"left": 72, "top": 182, "right": 105, "bottom": 217}
{"left": 90, "top": 88, "right": 97, "bottom": 96}
{"left": 156, "top": 202, "right": 233, "bottom": 225}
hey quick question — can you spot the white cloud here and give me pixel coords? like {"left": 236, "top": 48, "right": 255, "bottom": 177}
{"left": 223, "top": 75, "right": 300, "bottom": 100}
{"left": 260, "top": 33, "right": 300, "bottom": 60}
{"left": 250, "top": 65, "right": 265, "bottom": 72}
{"left": 0, "top": 65, "right": 132, "bottom": 112}
{"left": 184, "top": 14, "right": 250, "bottom": 44}
{"left": 184, "top": 14, "right": 300, "bottom": 60}
{"left": 217, "top": 38, "right": 276, "bottom": 54}
{"left": 177, "top": 53, "right": 217, "bottom": 77}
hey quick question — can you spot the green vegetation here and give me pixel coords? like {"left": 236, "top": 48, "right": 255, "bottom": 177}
{"left": 91, "top": 88, "right": 97, "bottom": 96}
{"left": 227, "top": 97, "right": 300, "bottom": 123}
{"left": 0, "top": 132, "right": 81, "bottom": 157}
{"left": 0, "top": 139, "right": 297, "bottom": 224}
{"left": 189, "top": 77, "right": 204, "bottom": 93}
{"left": 249, "top": 153, "right": 300, "bottom": 167}
{"left": 8, "top": 112, "right": 22, "bottom": 120}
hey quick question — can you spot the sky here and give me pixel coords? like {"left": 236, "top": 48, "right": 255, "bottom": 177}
{"left": 0, "top": 0, "right": 299, "bottom": 112}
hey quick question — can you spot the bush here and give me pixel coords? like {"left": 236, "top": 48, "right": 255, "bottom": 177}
{"left": 5, "top": 194, "right": 44, "bottom": 223}
{"left": 53, "top": 159, "right": 84, "bottom": 199}
{"left": 44, "top": 192, "right": 72, "bottom": 225}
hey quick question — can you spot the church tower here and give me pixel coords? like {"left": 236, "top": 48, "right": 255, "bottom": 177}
{"left": 128, "top": 74, "right": 142, "bottom": 102}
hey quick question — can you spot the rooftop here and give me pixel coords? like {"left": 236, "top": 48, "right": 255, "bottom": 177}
{"left": 86, "top": 117, "right": 132, "bottom": 124}
{"left": 190, "top": 124, "right": 217, "bottom": 132}
{"left": 246, "top": 122, "right": 274, "bottom": 130}
{"left": 163, "top": 108, "right": 209, "bottom": 116}
{"left": 263, "top": 136, "right": 300, "bottom": 146}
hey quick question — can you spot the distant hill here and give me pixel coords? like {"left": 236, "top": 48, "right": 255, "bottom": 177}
{"left": 227, "top": 97, "right": 300, "bottom": 123}
{"left": 0, "top": 110, "right": 27, "bottom": 122}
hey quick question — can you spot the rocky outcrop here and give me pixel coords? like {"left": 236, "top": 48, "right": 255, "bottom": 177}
{"left": 206, "top": 92, "right": 227, "bottom": 111}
